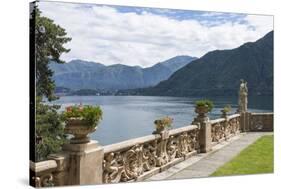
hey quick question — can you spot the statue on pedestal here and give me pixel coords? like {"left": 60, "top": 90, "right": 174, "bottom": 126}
{"left": 237, "top": 79, "right": 248, "bottom": 113}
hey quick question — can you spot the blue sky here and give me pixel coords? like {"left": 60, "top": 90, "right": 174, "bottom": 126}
{"left": 38, "top": 1, "right": 273, "bottom": 67}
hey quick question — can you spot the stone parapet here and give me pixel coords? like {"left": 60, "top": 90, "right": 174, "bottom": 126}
{"left": 102, "top": 125, "right": 199, "bottom": 183}
{"left": 249, "top": 112, "right": 273, "bottom": 132}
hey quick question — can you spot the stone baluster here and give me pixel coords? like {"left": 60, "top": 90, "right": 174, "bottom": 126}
{"left": 155, "top": 130, "right": 169, "bottom": 166}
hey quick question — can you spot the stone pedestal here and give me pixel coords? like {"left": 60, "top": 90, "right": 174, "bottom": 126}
{"left": 240, "top": 112, "right": 251, "bottom": 132}
{"left": 198, "top": 121, "right": 212, "bottom": 153}
{"left": 192, "top": 111, "right": 212, "bottom": 153}
{"left": 62, "top": 140, "right": 104, "bottom": 185}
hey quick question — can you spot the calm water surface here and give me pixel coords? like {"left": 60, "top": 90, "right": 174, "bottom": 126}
{"left": 52, "top": 96, "right": 273, "bottom": 145}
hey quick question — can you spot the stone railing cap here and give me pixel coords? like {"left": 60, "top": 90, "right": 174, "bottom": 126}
{"left": 228, "top": 113, "right": 240, "bottom": 119}
{"left": 103, "top": 125, "right": 198, "bottom": 153}
{"left": 168, "top": 125, "right": 198, "bottom": 135}
{"left": 104, "top": 134, "right": 161, "bottom": 153}
{"left": 30, "top": 160, "right": 57, "bottom": 174}
{"left": 210, "top": 118, "right": 225, "bottom": 124}
{"left": 251, "top": 112, "right": 273, "bottom": 115}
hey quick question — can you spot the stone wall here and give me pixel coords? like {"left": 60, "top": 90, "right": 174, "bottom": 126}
{"left": 249, "top": 112, "right": 273, "bottom": 132}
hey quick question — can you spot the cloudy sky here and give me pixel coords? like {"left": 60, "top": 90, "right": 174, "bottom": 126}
{"left": 38, "top": 1, "right": 273, "bottom": 67}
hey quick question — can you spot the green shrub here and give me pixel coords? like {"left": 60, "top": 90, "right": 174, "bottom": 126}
{"left": 195, "top": 99, "right": 214, "bottom": 112}
{"left": 223, "top": 105, "right": 232, "bottom": 112}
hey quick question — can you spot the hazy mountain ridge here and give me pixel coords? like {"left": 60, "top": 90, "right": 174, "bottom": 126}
{"left": 129, "top": 31, "right": 273, "bottom": 97}
{"left": 50, "top": 55, "right": 197, "bottom": 91}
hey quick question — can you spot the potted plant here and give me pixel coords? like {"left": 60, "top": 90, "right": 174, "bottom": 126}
{"left": 221, "top": 105, "right": 231, "bottom": 118}
{"left": 195, "top": 99, "right": 214, "bottom": 116}
{"left": 153, "top": 116, "right": 173, "bottom": 134}
{"left": 62, "top": 105, "right": 102, "bottom": 144}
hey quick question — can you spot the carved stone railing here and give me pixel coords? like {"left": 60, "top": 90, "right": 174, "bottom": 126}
{"left": 250, "top": 112, "right": 273, "bottom": 132}
{"left": 30, "top": 160, "right": 57, "bottom": 187}
{"left": 211, "top": 114, "right": 241, "bottom": 144}
{"left": 102, "top": 125, "right": 199, "bottom": 183}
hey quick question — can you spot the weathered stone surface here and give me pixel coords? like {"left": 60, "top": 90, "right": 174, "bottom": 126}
{"left": 102, "top": 125, "right": 199, "bottom": 183}
{"left": 62, "top": 140, "right": 104, "bottom": 185}
{"left": 148, "top": 132, "right": 272, "bottom": 181}
{"left": 30, "top": 160, "right": 58, "bottom": 187}
{"left": 250, "top": 112, "right": 273, "bottom": 132}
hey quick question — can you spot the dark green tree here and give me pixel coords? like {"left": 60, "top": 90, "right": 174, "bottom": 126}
{"left": 34, "top": 8, "right": 71, "bottom": 100}
{"left": 31, "top": 6, "right": 71, "bottom": 161}
{"left": 35, "top": 97, "right": 66, "bottom": 161}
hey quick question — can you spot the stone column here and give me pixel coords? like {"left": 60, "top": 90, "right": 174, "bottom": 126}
{"left": 62, "top": 140, "right": 104, "bottom": 185}
{"left": 192, "top": 107, "right": 212, "bottom": 153}
{"left": 240, "top": 112, "right": 251, "bottom": 132}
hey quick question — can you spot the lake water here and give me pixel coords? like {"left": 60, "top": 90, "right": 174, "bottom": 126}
{"left": 52, "top": 95, "right": 273, "bottom": 145}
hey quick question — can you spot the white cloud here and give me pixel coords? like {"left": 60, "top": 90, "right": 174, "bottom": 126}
{"left": 38, "top": 2, "right": 273, "bottom": 67}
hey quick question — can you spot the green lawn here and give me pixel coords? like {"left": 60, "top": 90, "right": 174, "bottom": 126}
{"left": 211, "top": 135, "right": 273, "bottom": 176}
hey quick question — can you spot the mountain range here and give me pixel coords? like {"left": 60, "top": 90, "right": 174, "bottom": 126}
{"left": 50, "top": 55, "right": 197, "bottom": 92}
{"left": 130, "top": 31, "right": 273, "bottom": 96}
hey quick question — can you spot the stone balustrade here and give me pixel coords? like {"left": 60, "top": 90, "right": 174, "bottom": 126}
{"left": 102, "top": 125, "right": 199, "bottom": 183}
{"left": 30, "top": 111, "right": 273, "bottom": 187}
{"left": 211, "top": 114, "right": 241, "bottom": 144}
{"left": 30, "top": 160, "right": 57, "bottom": 187}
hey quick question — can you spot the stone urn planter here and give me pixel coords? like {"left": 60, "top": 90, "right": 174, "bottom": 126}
{"left": 153, "top": 117, "right": 173, "bottom": 134}
{"left": 64, "top": 118, "right": 97, "bottom": 144}
{"left": 221, "top": 105, "right": 231, "bottom": 118}
{"left": 195, "top": 105, "right": 209, "bottom": 116}
{"left": 193, "top": 100, "right": 213, "bottom": 123}
{"left": 63, "top": 105, "right": 102, "bottom": 144}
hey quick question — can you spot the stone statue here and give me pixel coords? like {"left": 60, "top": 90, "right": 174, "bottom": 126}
{"left": 238, "top": 79, "right": 248, "bottom": 112}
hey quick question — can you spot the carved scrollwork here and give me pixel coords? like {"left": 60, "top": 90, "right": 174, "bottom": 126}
{"left": 32, "top": 173, "right": 54, "bottom": 187}
{"left": 142, "top": 141, "right": 157, "bottom": 171}
{"left": 229, "top": 118, "right": 240, "bottom": 134}
{"left": 167, "top": 135, "right": 178, "bottom": 161}
{"left": 211, "top": 122, "right": 225, "bottom": 142}
{"left": 103, "top": 152, "right": 123, "bottom": 183}
{"left": 122, "top": 144, "right": 144, "bottom": 181}
{"left": 188, "top": 130, "right": 198, "bottom": 151}
{"left": 103, "top": 128, "right": 199, "bottom": 183}
{"left": 177, "top": 132, "right": 189, "bottom": 157}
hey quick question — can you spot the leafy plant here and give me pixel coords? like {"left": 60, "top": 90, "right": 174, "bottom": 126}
{"left": 222, "top": 105, "right": 232, "bottom": 113}
{"left": 154, "top": 116, "right": 173, "bottom": 129}
{"left": 63, "top": 105, "right": 103, "bottom": 129}
{"left": 35, "top": 97, "right": 67, "bottom": 161}
{"left": 195, "top": 99, "right": 214, "bottom": 112}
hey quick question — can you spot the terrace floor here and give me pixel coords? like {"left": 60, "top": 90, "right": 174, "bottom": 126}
{"left": 146, "top": 132, "right": 273, "bottom": 181}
